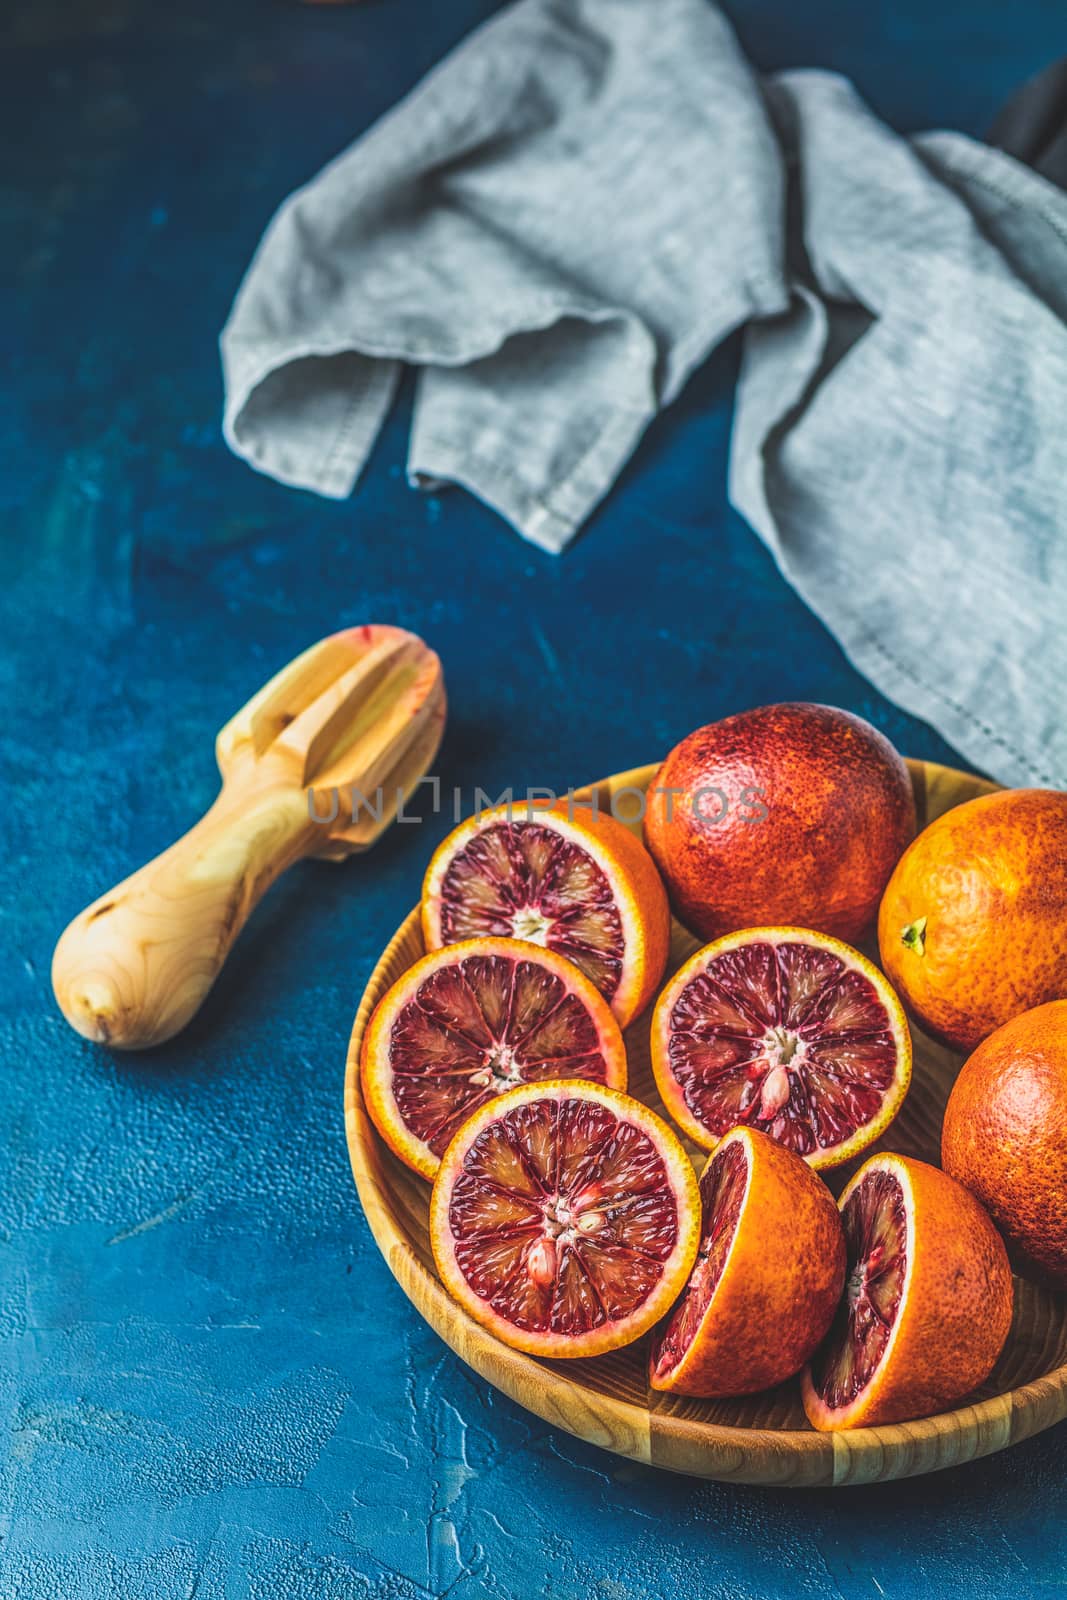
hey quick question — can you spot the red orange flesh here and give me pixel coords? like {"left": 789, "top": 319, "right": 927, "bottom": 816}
{"left": 651, "top": 928, "right": 911, "bottom": 1169}
{"left": 423, "top": 802, "right": 670, "bottom": 1028}
{"left": 802, "top": 1154, "right": 1013, "bottom": 1430}
{"left": 361, "top": 938, "right": 627, "bottom": 1180}
{"left": 430, "top": 1081, "right": 700, "bottom": 1358}
{"left": 650, "top": 1127, "right": 845, "bottom": 1397}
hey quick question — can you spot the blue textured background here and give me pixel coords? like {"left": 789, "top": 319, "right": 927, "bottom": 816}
{"left": 3, "top": 2, "right": 1064, "bottom": 1595}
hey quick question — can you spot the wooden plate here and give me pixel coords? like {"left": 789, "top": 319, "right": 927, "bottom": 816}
{"left": 344, "top": 761, "right": 1067, "bottom": 1486}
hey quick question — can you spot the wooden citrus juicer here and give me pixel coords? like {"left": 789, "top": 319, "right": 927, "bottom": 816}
{"left": 52, "top": 625, "right": 446, "bottom": 1049}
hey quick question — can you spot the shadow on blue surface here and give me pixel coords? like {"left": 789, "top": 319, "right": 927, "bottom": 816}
{"left": 1, "top": 1, "right": 1063, "bottom": 1595}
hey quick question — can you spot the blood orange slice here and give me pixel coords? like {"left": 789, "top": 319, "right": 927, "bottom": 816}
{"left": 802, "top": 1153, "right": 1013, "bottom": 1430}
{"left": 422, "top": 802, "right": 670, "bottom": 1028}
{"left": 430, "top": 1081, "right": 700, "bottom": 1358}
{"left": 361, "top": 938, "right": 627, "bottom": 1180}
{"left": 650, "top": 927, "right": 911, "bottom": 1169}
{"left": 650, "top": 1126, "right": 845, "bottom": 1397}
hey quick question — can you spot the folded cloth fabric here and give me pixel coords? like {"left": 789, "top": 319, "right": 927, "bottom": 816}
{"left": 731, "top": 74, "right": 1067, "bottom": 791}
{"left": 222, "top": 0, "right": 787, "bottom": 551}
{"left": 221, "top": 0, "right": 1067, "bottom": 789}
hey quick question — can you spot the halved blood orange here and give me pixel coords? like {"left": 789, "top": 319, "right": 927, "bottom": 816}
{"left": 430, "top": 1081, "right": 700, "bottom": 1359}
{"left": 650, "top": 927, "right": 911, "bottom": 1169}
{"left": 422, "top": 802, "right": 670, "bottom": 1028}
{"left": 361, "top": 938, "right": 627, "bottom": 1180}
{"left": 649, "top": 1126, "right": 845, "bottom": 1397}
{"left": 802, "top": 1153, "right": 1013, "bottom": 1430}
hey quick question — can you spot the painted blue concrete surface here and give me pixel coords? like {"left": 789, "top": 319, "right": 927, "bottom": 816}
{"left": 2, "top": 2, "right": 1064, "bottom": 1595}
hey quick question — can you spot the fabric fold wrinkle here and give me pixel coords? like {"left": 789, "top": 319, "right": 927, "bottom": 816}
{"left": 222, "top": 0, "right": 786, "bottom": 544}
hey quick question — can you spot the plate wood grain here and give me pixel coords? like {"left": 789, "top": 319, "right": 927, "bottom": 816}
{"left": 344, "top": 760, "right": 1067, "bottom": 1486}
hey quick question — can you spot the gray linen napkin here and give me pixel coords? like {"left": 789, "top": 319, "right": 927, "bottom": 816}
{"left": 222, "top": 0, "right": 787, "bottom": 551}
{"left": 221, "top": 0, "right": 1067, "bottom": 789}
{"left": 731, "top": 73, "right": 1067, "bottom": 790}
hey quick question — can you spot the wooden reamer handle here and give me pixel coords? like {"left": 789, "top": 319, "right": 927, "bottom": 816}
{"left": 52, "top": 785, "right": 316, "bottom": 1050}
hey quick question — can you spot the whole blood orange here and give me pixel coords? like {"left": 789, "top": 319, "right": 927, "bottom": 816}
{"left": 430, "top": 1081, "right": 700, "bottom": 1358}
{"left": 878, "top": 788, "right": 1067, "bottom": 1052}
{"left": 649, "top": 1127, "right": 845, "bottom": 1397}
{"left": 644, "top": 703, "right": 915, "bottom": 943}
{"left": 650, "top": 928, "right": 911, "bottom": 1169}
{"left": 942, "top": 1000, "right": 1067, "bottom": 1289}
{"left": 422, "top": 802, "right": 670, "bottom": 1028}
{"left": 802, "top": 1153, "right": 1013, "bottom": 1430}
{"left": 361, "top": 938, "right": 627, "bottom": 1180}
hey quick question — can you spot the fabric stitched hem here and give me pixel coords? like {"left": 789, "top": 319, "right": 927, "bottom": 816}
{"left": 223, "top": 358, "right": 401, "bottom": 500}
{"left": 915, "top": 130, "right": 1067, "bottom": 251}
{"left": 410, "top": 408, "right": 656, "bottom": 554}
{"left": 404, "top": 278, "right": 780, "bottom": 550}
{"left": 744, "top": 527, "right": 1061, "bottom": 787}
{"left": 316, "top": 361, "right": 402, "bottom": 498}
{"left": 850, "top": 628, "right": 1058, "bottom": 787}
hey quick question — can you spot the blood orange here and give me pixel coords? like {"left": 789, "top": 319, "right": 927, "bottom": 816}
{"left": 650, "top": 1127, "right": 845, "bottom": 1397}
{"left": 644, "top": 703, "right": 915, "bottom": 943}
{"left": 802, "top": 1154, "right": 1013, "bottom": 1430}
{"left": 878, "top": 788, "right": 1067, "bottom": 1052}
{"left": 361, "top": 938, "right": 627, "bottom": 1180}
{"left": 942, "top": 1000, "right": 1067, "bottom": 1289}
{"left": 650, "top": 928, "right": 911, "bottom": 1168}
{"left": 422, "top": 802, "right": 670, "bottom": 1028}
{"left": 430, "top": 1081, "right": 700, "bottom": 1358}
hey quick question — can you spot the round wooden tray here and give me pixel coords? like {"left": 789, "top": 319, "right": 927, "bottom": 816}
{"left": 344, "top": 760, "right": 1067, "bottom": 1486}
